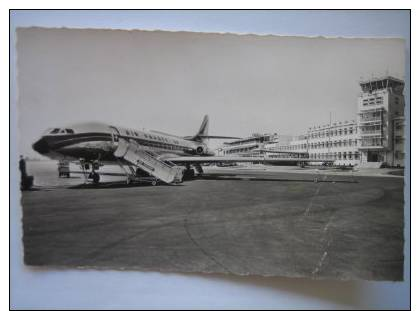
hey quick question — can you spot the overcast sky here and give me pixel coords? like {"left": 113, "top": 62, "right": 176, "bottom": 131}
{"left": 16, "top": 28, "right": 405, "bottom": 156}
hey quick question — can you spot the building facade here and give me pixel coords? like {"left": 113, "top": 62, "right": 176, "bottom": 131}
{"left": 392, "top": 116, "right": 405, "bottom": 167}
{"left": 279, "top": 120, "right": 360, "bottom": 166}
{"left": 220, "top": 133, "right": 291, "bottom": 156}
{"left": 219, "top": 76, "right": 405, "bottom": 167}
{"left": 357, "top": 76, "right": 405, "bottom": 167}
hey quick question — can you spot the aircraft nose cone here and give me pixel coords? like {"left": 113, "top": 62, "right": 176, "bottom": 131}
{"left": 32, "top": 137, "right": 50, "bottom": 155}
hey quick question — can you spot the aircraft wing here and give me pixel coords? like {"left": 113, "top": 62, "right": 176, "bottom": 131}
{"left": 254, "top": 149, "right": 308, "bottom": 155}
{"left": 166, "top": 156, "right": 333, "bottom": 163}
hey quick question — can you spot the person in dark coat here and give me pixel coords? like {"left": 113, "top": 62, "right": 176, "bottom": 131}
{"left": 19, "top": 155, "right": 34, "bottom": 190}
{"left": 19, "top": 155, "right": 27, "bottom": 180}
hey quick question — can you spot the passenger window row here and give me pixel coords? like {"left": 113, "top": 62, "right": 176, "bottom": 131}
{"left": 123, "top": 130, "right": 177, "bottom": 144}
{"left": 140, "top": 140, "right": 187, "bottom": 151}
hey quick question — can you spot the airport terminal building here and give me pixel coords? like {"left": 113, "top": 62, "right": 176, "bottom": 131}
{"left": 219, "top": 76, "right": 406, "bottom": 167}
{"left": 220, "top": 133, "right": 293, "bottom": 157}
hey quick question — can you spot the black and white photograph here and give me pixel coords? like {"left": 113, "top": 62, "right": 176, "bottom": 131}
{"left": 10, "top": 9, "right": 411, "bottom": 309}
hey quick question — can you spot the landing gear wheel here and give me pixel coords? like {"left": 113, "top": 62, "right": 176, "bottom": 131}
{"left": 92, "top": 172, "right": 100, "bottom": 184}
{"left": 151, "top": 180, "right": 157, "bottom": 186}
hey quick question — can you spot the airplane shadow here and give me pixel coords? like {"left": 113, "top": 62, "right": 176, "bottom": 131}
{"left": 63, "top": 174, "right": 358, "bottom": 190}
{"left": 197, "top": 174, "right": 358, "bottom": 183}
{"left": 69, "top": 182, "right": 185, "bottom": 190}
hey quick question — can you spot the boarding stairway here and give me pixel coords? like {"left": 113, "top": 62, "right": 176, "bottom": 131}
{"left": 114, "top": 138, "right": 184, "bottom": 184}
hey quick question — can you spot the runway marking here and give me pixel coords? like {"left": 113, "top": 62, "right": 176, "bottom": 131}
{"left": 323, "top": 213, "right": 335, "bottom": 232}
{"left": 303, "top": 174, "right": 327, "bottom": 216}
{"left": 311, "top": 175, "right": 337, "bottom": 277}
{"left": 312, "top": 251, "right": 328, "bottom": 275}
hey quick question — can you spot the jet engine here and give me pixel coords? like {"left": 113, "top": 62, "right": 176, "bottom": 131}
{"left": 195, "top": 145, "right": 208, "bottom": 155}
{"left": 195, "top": 145, "right": 215, "bottom": 156}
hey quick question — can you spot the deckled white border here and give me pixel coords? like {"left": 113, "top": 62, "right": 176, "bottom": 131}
{"left": 5, "top": 6, "right": 415, "bottom": 310}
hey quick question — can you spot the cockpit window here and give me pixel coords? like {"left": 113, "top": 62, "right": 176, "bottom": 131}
{"left": 48, "top": 128, "right": 74, "bottom": 135}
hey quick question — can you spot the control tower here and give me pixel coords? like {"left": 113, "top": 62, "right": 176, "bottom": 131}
{"left": 357, "top": 76, "right": 405, "bottom": 167}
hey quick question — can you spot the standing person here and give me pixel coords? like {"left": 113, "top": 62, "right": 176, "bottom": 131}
{"left": 19, "top": 155, "right": 27, "bottom": 180}
{"left": 19, "top": 155, "right": 33, "bottom": 190}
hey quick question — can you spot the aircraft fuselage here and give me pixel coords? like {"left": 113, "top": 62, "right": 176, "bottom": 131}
{"left": 33, "top": 122, "right": 214, "bottom": 163}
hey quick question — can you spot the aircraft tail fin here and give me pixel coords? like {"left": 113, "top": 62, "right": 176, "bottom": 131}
{"left": 185, "top": 115, "right": 209, "bottom": 142}
{"left": 184, "top": 115, "right": 240, "bottom": 142}
{"left": 196, "top": 115, "right": 209, "bottom": 138}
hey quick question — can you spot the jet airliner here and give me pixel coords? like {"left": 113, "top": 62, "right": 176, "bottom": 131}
{"left": 32, "top": 115, "right": 323, "bottom": 184}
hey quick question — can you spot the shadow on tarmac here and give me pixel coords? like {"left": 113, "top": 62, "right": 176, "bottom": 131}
{"left": 69, "top": 182, "right": 184, "bottom": 190}
{"left": 65, "top": 174, "right": 357, "bottom": 189}
{"left": 197, "top": 174, "right": 358, "bottom": 183}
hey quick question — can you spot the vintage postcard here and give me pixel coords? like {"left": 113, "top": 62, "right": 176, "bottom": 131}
{"left": 17, "top": 27, "right": 406, "bottom": 281}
